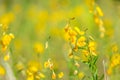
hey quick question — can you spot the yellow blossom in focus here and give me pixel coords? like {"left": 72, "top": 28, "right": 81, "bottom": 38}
{"left": 0, "top": 65, "right": 5, "bottom": 76}
{"left": 77, "top": 36, "right": 86, "bottom": 47}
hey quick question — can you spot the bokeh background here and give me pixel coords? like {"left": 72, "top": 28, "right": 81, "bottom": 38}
{"left": 0, "top": 0, "right": 120, "bottom": 80}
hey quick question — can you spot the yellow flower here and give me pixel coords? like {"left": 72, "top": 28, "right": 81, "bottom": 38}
{"left": 27, "top": 74, "right": 34, "bottom": 80}
{"left": 88, "top": 41, "right": 97, "bottom": 56}
{"left": 68, "top": 28, "right": 77, "bottom": 37}
{"left": 1, "top": 34, "right": 13, "bottom": 46}
{"left": 77, "top": 36, "right": 86, "bottom": 47}
{"left": 44, "top": 59, "right": 53, "bottom": 70}
{"left": 110, "top": 53, "right": 120, "bottom": 68}
{"left": 78, "top": 72, "right": 84, "bottom": 79}
{"left": 58, "top": 72, "right": 64, "bottom": 78}
{"left": 74, "top": 27, "right": 85, "bottom": 35}
{"left": 29, "top": 66, "right": 38, "bottom": 73}
{"left": 34, "top": 42, "right": 44, "bottom": 54}
{"left": 44, "top": 61, "right": 49, "bottom": 68}
{"left": 9, "top": 33, "right": 15, "bottom": 39}
{"left": 96, "top": 6, "right": 104, "bottom": 16}
{"left": 1, "top": 33, "right": 14, "bottom": 51}
{"left": 82, "top": 50, "right": 89, "bottom": 56}
{"left": 0, "top": 65, "right": 5, "bottom": 76}
{"left": 4, "top": 54, "right": 10, "bottom": 61}
{"left": 28, "top": 61, "right": 41, "bottom": 73}
{"left": 70, "top": 36, "right": 77, "bottom": 45}
{"left": 52, "top": 71, "right": 56, "bottom": 79}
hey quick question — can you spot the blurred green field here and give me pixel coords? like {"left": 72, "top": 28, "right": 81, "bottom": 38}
{"left": 0, "top": 0, "right": 120, "bottom": 80}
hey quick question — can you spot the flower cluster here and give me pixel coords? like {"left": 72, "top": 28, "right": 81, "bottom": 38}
{"left": 26, "top": 61, "right": 45, "bottom": 80}
{"left": 0, "top": 24, "right": 14, "bottom": 62}
{"left": 107, "top": 44, "right": 120, "bottom": 75}
{"left": 64, "top": 21, "right": 100, "bottom": 80}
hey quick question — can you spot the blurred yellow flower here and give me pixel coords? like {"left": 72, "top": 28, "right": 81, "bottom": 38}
{"left": 1, "top": 33, "right": 14, "bottom": 51}
{"left": 27, "top": 74, "right": 34, "bottom": 80}
{"left": 110, "top": 53, "right": 120, "bottom": 68}
{"left": 107, "top": 67, "right": 112, "bottom": 75}
{"left": 58, "top": 72, "right": 64, "bottom": 78}
{"left": 52, "top": 71, "right": 56, "bottom": 79}
{"left": 0, "top": 65, "right": 5, "bottom": 76}
{"left": 78, "top": 72, "right": 84, "bottom": 79}
{"left": 4, "top": 54, "right": 10, "bottom": 61}
{"left": 0, "top": 12, "right": 15, "bottom": 25}
{"left": 34, "top": 42, "right": 44, "bottom": 54}
{"left": 28, "top": 61, "right": 41, "bottom": 73}
{"left": 44, "top": 59, "right": 53, "bottom": 70}
{"left": 96, "top": 6, "right": 104, "bottom": 16}
{"left": 44, "top": 61, "right": 49, "bottom": 68}
{"left": 112, "top": 44, "right": 118, "bottom": 52}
